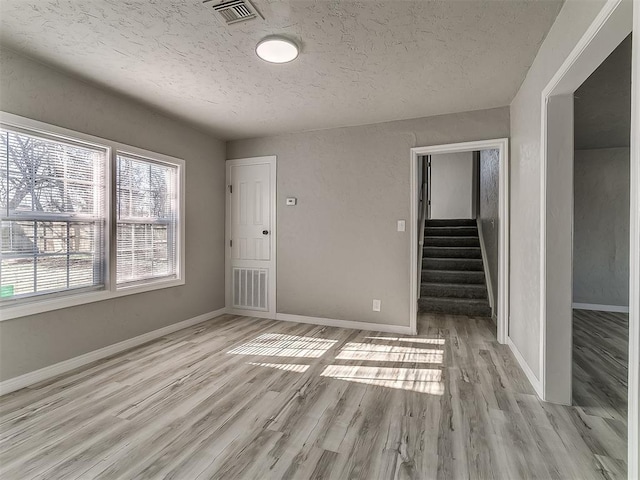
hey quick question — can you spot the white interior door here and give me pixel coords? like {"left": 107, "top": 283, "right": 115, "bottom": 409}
{"left": 226, "top": 156, "right": 276, "bottom": 317}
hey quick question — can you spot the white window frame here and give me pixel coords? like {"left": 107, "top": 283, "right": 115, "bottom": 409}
{"left": 0, "top": 112, "right": 185, "bottom": 321}
{"left": 114, "top": 151, "right": 182, "bottom": 289}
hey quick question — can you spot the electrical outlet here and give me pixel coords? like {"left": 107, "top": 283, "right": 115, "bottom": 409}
{"left": 372, "top": 299, "right": 381, "bottom": 312}
{"left": 397, "top": 220, "right": 406, "bottom": 232}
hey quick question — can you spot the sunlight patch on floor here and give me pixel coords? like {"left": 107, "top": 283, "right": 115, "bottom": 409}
{"left": 320, "top": 365, "right": 444, "bottom": 394}
{"left": 364, "top": 336, "right": 446, "bottom": 345}
{"left": 227, "top": 333, "right": 337, "bottom": 358}
{"left": 335, "top": 342, "right": 443, "bottom": 364}
{"left": 248, "top": 362, "right": 310, "bottom": 373}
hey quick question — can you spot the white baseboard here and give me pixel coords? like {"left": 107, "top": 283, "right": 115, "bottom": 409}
{"left": 1, "top": 307, "right": 414, "bottom": 396}
{"left": 572, "top": 303, "right": 629, "bottom": 313}
{"left": 275, "top": 313, "right": 414, "bottom": 335}
{"left": 0, "top": 307, "right": 227, "bottom": 396}
{"left": 507, "top": 336, "right": 543, "bottom": 399}
{"left": 226, "top": 308, "right": 274, "bottom": 320}
{"left": 225, "top": 307, "right": 415, "bottom": 335}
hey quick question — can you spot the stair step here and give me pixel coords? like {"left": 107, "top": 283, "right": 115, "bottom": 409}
{"left": 425, "top": 226, "right": 477, "bottom": 237}
{"left": 421, "top": 282, "right": 487, "bottom": 299}
{"left": 423, "top": 246, "right": 481, "bottom": 259}
{"left": 418, "top": 297, "right": 491, "bottom": 317}
{"left": 424, "top": 236, "right": 480, "bottom": 247}
{"left": 422, "top": 269, "right": 486, "bottom": 284}
{"left": 423, "top": 258, "right": 484, "bottom": 271}
{"left": 426, "top": 219, "right": 476, "bottom": 227}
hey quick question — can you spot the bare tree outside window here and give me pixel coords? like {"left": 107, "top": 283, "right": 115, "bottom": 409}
{"left": 0, "top": 128, "right": 106, "bottom": 300}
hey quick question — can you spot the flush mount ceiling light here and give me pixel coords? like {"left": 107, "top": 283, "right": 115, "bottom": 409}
{"left": 256, "top": 37, "right": 299, "bottom": 64}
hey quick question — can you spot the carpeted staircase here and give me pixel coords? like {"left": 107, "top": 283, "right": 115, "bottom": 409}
{"left": 419, "top": 218, "right": 492, "bottom": 317}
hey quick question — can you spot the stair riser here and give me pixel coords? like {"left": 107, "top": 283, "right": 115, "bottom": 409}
{"left": 424, "top": 237, "right": 480, "bottom": 247}
{"left": 421, "top": 285, "right": 487, "bottom": 299}
{"left": 423, "top": 259, "right": 483, "bottom": 271}
{"left": 418, "top": 300, "right": 491, "bottom": 317}
{"left": 422, "top": 271, "right": 485, "bottom": 284}
{"left": 425, "top": 227, "right": 477, "bottom": 237}
{"left": 426, "top": 219, "right": 476, "bottom": 227}
{"left": 423, "top": 247, "right": 481, "bottom": 259}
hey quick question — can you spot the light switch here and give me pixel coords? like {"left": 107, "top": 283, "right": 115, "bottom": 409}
{"left": 286, "top": 197, "right": 297, "bottom": 206}
{"left": 397, "top": 220, "right": 406, "bottom": 232}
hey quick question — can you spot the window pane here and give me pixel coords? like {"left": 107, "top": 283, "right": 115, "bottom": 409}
{"left": 1, "top": 129, "right": 104, "bottom": 216}
{"left": 116, "top": 154, "right": 178, "bottom": 286}
{"left": 1, "top": 220, "right": 35, "bottom": 255}
{"left": 0, "top": 126, "right": 106, "bottom": 302}
{"left": 36, "top": 255, "right": 71, "bottom": 293}
{"left": 0, "top": 220, "right": 103, "bottom": 299}
{"left": 1, "top": 256, "right": 34, "bottom": 297}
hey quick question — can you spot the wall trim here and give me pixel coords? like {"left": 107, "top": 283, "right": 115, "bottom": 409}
{"left": 476, "top": 218, "right": 496, "bottom": 316}
{"left": 629, "top": 2, "right": 640, "bottom": 477}
{"left": 226, "top": 308, "right": 274, "bottom": 320}
{"left": 507, "top": 336, "right": 544, "bottom": 400}
{"left": 572, "top": 302, "right": 630, "bottom": 313}
{"left": 275, "top": 313, "right": 414, "bottom": 335}
{"left": 0, "top": 307, "right": 228, "bottom": 396}
{"left": 537, "top": 0, "right": 638, "bottom": 470}
{"left": 539, "top": 0, "right": 632, "bottom": 404}
{"left": 1, "top": 307, "right": 414, "bottom": 396}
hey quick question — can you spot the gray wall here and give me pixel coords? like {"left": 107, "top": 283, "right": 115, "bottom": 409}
{"left": 0, "top": 48, "right": 227, "bottom": 381}
{"left": 227, "top": 108, "right": 509, "bottom": 327}
{"left": 479, "top": 149, "right": 500, "bottom": 313}
{"left": 574, "top": 35, "right": 632, "bottom": 150}
{"left": 429, "top": 152, "right": 474, "bottom": 220}
{"left": 509, "top": 0, "right": 608, "bottom": 379}
{"left": 573, "top": 148, "right": 630, "bottom": 306}
{"left": 572, "top": 34, "right": 631, "bottom": 308}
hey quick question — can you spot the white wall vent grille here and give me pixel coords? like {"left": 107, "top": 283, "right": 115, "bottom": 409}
{"left": 233, "top": 267, "right": 268, "bottom": 311}
{"left": 204, "top": 0, "right": 263, "bottom": 25}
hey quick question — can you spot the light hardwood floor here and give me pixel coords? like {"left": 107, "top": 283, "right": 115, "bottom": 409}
{"left": 0, "top": 313, "right": 626, "bottom": 479}
{"left": 572, "top": 309, "right": 628, "bottom": 478}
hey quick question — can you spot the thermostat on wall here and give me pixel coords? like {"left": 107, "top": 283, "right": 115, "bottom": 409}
{"left": 286, "top": 197, "right": 297, "bottom": 206}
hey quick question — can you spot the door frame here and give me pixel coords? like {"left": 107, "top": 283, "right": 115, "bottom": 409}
{"left": 225, "top": 155, "right": 277, "bottom": 319}
{"left": 409, "top": 139, "right": 510, "bottom": 343}
{"left": 539, "top": 0, "right": 632, "bottom": 406}
{"left": 540, "top": 0, "right": 638, "bottom": 473}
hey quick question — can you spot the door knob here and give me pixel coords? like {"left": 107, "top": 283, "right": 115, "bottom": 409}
{"left": 262, "top": 230, "right": 269, "bottom": 235}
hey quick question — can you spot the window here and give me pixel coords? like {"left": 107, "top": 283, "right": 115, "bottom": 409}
{"left": 116, "top": 154, "right": 178, "bottom": 286}
{"left": 0, "top": 113, "right": 184, "bottom": 319}
{"left": 1, "top": 127, "right": 107, "bottom": 300}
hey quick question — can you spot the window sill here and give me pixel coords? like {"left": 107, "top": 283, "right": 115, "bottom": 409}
{"left": 0, "top": 277, "right": 185, "bottom": 321}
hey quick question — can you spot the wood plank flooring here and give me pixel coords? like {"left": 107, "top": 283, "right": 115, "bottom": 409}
{"left": 0, "top": 313, "right": 625, "bottom": 479}
{"left": 572, "top": 309, "right": 628, "bottom": 478}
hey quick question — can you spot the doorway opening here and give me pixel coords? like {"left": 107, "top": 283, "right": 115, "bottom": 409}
{"left": 418, "top": 150, "right": 500, "bottom": 335}
{"left": 571, "top": 34, "right": 631, "bottom": 475}
{"left": 409, "top": 139, "right": 509, "bottom": 343}
{"left": 540, "top": 0, "right": 638, "bottom": 474}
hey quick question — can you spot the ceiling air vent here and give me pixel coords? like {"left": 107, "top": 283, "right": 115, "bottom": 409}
{"left": 204, "top": 0, "right": 263, "bottom": 25}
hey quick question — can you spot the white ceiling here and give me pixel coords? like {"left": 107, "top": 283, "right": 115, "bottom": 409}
{"left": 0, "top": 0, "right": 563, "bottom": 140}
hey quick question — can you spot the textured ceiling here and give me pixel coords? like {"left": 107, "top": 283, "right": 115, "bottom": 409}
{"left": 574, "top": 34, "right": 631, "bottom": 150}
{"left": 0, "top": 0, "right": 563, "bottom": 140}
